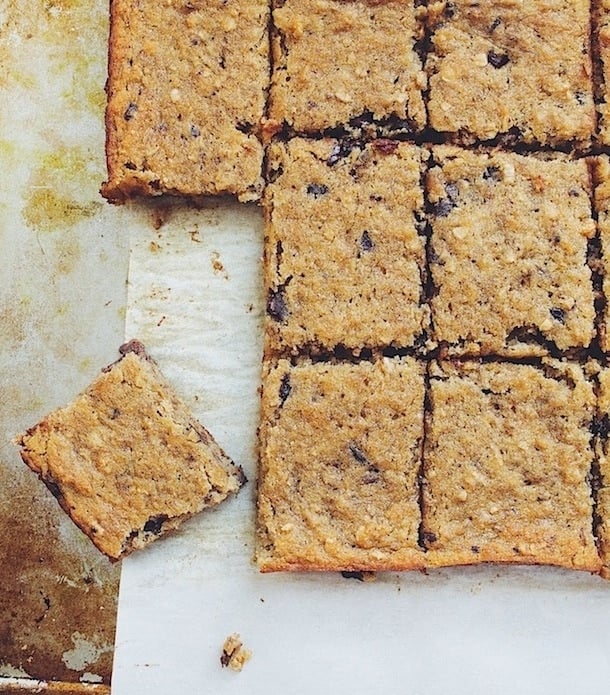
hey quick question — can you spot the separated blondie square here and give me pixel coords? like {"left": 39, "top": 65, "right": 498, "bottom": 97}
{"left": 426, "top": 0, "right": 595, "bottom": 147}
{"left": 102, "top": 0, "right": 269, "bottom": 203}
{"left": 428, "top": 146, "right": 596, "bottom": 357}
{"left": 16, "top": 341, "right": 245, "bottom": 561}
{"left": 268, "top": 0, "right": 427, "bottom": 135}
{"left": 264, "top": 137, "right": 429, "bottom": 356}
{"left": 257, "top": 357, "right": 426, "bottom": 572}
{"left": 422, "top": 360, "right": 600, "bottom": 572}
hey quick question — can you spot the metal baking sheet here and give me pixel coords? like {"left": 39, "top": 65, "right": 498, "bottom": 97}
{"left": 3, "top": 1, "right": 610, "bottom": 692}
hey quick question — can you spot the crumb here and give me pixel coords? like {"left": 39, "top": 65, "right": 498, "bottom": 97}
{"left": 220, "top": 633, "right": 251, "bottom": 672}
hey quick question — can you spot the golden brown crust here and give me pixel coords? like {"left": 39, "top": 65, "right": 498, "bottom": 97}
{"left": 426, "top": 0, "right": 595, "bottom": 147}
{"left": 17, "top": 341, "right": 245, "bottom": 561}
{"left": 256, "top": 357, "right": 426, "bottom": 572}
{"left": 268, "top": 0, "right": 427, "bottom": 134}
{"left": 428, "top": 146, "right": 596, "bottom": 356}
{"left": 101, "top": 0, "right": 269, "bottom": 203}
{"left": 423, "top": 360, "right": 600, "bottom": 572}
{"left": 263, "top": 137, "right": 430, "bottom": 357}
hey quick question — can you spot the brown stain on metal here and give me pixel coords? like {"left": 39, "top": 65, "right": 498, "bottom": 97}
{"left": 1, "top": 1, "right": 121, "bottom": 685}
{"left": 22, "top": 147, "right": 103, "bottom": 235}
{"left": 0, "top": 454, "right": 119, "bottom": 683}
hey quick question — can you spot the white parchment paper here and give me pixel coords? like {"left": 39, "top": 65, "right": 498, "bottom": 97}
{"left": 112, "top": 198, "right": 610, "bottom": 695}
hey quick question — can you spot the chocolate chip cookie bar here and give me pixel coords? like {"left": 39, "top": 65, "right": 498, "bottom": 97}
{"left": 264, "top": 137, "right": 429, "bottom": 357}
{"left": 426, "top": 0, "right": 595, "bottom": 147}
{"left": 16, "top": 341, "right": 245, "bottom": 561}
{"left": 267, "top": 0, "right": 427, "bottom": 135}
{"left": 257, "top": 357, "right": 426, "bottom": 571}
{"left": 101, "top": 0, "right": 269, "bottom": 203}
{"left": 422, "top": 359, "right": 600, "bottom": 572}
{"left": 428, "top": 145, "right": 596, "bottom": 357}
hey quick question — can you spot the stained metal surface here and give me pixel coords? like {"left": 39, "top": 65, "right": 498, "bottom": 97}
{"left": 0, "top": 0, "right": 130, "bottom": 686}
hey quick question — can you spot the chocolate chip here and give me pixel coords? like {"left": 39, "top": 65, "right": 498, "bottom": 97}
{"left": 267, "top": 287, "right": 288, "bottom": 322}
{"left": 341, "top": 571, "right": 365, "bottom": 581}
{"left": 471, "top": 545, "right": 480, "bottom": 553}
{"left": 306, "top": 183, "right": 329, "bottom": 198}
{"left": 432, "top": 183, "right": 459, "bottom": 217}
{"left": 420, "top": 530, "right": 438, "bottom": 548}
{"left": 592, "top": 416, "right": 610, "bottom": 438}
{"left": 487, "top": 51, "right": 509, "bottom": 68}
{"left": 349, "top": 112, "right": 374, "bottom": 129}
{"left": 348, "top": 442, "right": 369, "bottom": 465}
{"left": 482, "top": 165, "right": 502, "bottom": 182}
{"left": 124, "top": 102, "right": 138, "bottom": 121}
{"left": 575, "top": 91, "right": 586, "bottom": 106}
{"left": 279, "top": 373, "right": 292, "bottom": 406}
{"left": 235, "top": 121, "right": 251, "bottom": 134}
{"left": 432, "top": 199, "right": 454, "bottom": 217}
{"left": 444, "top": 2, "right": 457, "bottom": 18}
{"left": 359, "top": 230, "right": 374, "bottom": 252}
{"left": 373, "top": 139, "right": 399, "bottom": 154}
{"left": 327, "top": 140, "right": 355, "bottom": 166}
{"left": 143, "top": 515, "right": 168, "bottom": 535}
{"left": 489, "top": 17, "right": 502, "bottom": 32}
{"left": 550, "top": 307, "right": 565, "bottom": 324}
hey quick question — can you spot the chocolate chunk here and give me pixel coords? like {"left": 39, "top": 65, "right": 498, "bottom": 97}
{"left": 432, "top": 199, "right": 454, "bottom": 217}
{"left": 432, "top": 182, "right": 459, "bottom": 217}
{"left": 306, "top": 183, "right": 329, "bottom": 198}
{"left": 327, "top": 140, "right": 355, "bottom": 166}
{"left": 487, "top": 51, "right": 509, "bottom": 69}
{"left": 420, "top": 530, "right": 438, "bottom": 548}
{"left": 267, "top": 287, "right": 289, "bottom": 322}
{"left": 235, "top": 121, "right": 252, "bottom": 134}
{"left": 279, "top": 373, "right": 292, "bottom": 406}
{"left": 592, "top": 415, "right": 610, "bottom": 438}
{"left": 123, "top": 102, "right": 138, "bottom": 121}
{"left": 550, "top": 307, "right": 566, "bottom": 324}
{"left": 359, "top": 230, "right": 374, "bottom": 252}
{"left": 489, "top": 17, "right": 502, "bottom": 32}
{"left": 348, "top": 442, "right": 370, "bottom": 465}
{"left": 143, "top": 515, "right": 168, "bottom": 535}
{"left": 482, "top": 165, "right": 502, "bottom": 182}
{"left": 444, "top": 2, "right": 457, "bottom": 19}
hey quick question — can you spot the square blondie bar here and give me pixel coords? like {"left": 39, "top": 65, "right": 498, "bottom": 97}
{"left": 268, "top": 0, "right": 427, "bottom": 135}
{"left": 428, "top": 145, "right": 596, "bottom": 357}
{"left": 16, "top": 341, "right": 245, "bottom": 561}
{"left": 422, "top": 359, "right": 600, "bottom": 572}
{"left": 102, "top": 0, "right": 269, "bottom": 203}
{"left": 257, "top": 357, "right": 426, "bottom": 571}
{"left": 264, "top": 137, "right": 429, "bottom": 356}
{"left": 426, "top": 0, "right": 595, "bottom": 147}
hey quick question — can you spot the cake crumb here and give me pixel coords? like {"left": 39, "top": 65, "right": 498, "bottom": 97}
{"left": 220, "top": 633, "right": 251, "bottom": 672}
